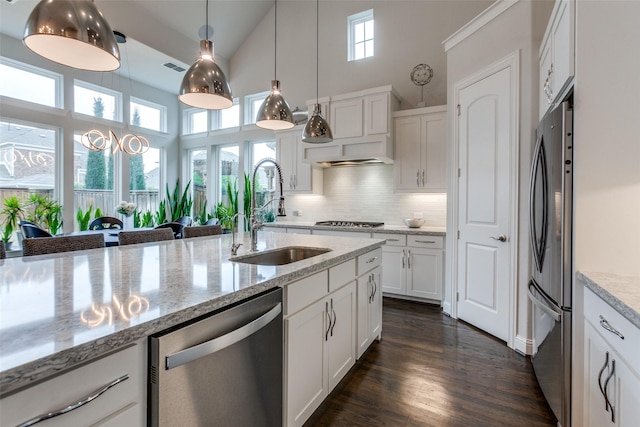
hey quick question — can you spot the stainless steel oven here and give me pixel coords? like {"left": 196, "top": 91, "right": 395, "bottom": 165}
{"left": 148, "top": 288, "right": 283, "bottom": 426}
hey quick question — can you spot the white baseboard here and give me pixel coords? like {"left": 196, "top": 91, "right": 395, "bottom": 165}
{"left": 515, "top": 334, "right": 534, "bottom": 356}
{"left": 442, "top": 301, "right": 452, "bottom": 316}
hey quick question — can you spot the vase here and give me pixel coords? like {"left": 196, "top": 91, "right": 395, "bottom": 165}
{"left": 123, "top": 215, "right": 134, "bottom": 230}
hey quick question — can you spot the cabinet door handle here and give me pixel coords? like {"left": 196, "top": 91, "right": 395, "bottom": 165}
{"left": 368, "top": 274, "right": 373, "bottom": 303}
{"left": 330, "top": 298, "right": 336, "bottom": 337}
{"left": 401, "top": 249, "right": 405, "bottom": 268}
{"left": 387, "top": 238, "right": 400, "bottom": 242}
{"left": 415, "top": 240, "right": 436, "bottom": 244}
{"left": 289, "top": 175, "right": 293, "bottom": 190}
{"left": 407, "top": 250, "right": 411, "bottom": 268}
{"left": 604, "top": 359, "right": 616, "bottom": 423}
{"left": 416, "top": 170, "right": 420, "bottom": 187}
{"left": 293, "top": 174, "right": 297, "bottom": 189}
{"left": 599, "top": 315, "right": 625, "bottom": 340}
{"left": 598, "top": 351, "right": 609, "bottom": 405}
{"left": 366, "top": 257, "right": 377, "bottom": 264}
{"left": 422, "top": 169, "right": 425, "bottom": 187}
{"left": 16, "top": 374, "right": 129, "bottom": 427}
{"left": 325, "top": 301, "right": 331, "bottom": 341}
{"left": 371, "top": 273, "right": 377, "bottom": 302}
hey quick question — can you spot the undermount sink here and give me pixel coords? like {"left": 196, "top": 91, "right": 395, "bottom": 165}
{"left": 231, "top": 246, "right": 331, "bottom": 266}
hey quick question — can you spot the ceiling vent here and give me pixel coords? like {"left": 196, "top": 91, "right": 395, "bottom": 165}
{"left": 163, "top": 62, "right": 186, "bottom": 73}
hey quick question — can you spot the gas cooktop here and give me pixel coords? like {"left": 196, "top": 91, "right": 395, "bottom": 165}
{"left": 314, "top": 221, "right": 384, "bottom": 228}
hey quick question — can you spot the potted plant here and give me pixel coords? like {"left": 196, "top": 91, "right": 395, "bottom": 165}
{"left": 1, "top": 196, "right": 25, "bottom": 249}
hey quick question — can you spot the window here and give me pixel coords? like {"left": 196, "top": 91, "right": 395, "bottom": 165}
{"left": 217, "top": 98, "right": 240, "bottom": 130}
{"left": 73, "top": 133, "right": 115, "bottom": 223}
{"left": 74, "top": 80, "right": 121, "bottom": 122}
{"left": 189, "top": 149, "right": 208, "bottom": 221}
{"left": 348, "top": 9, "right": 374, "bottom": 61}
{"left": 219, "top": 145, "right": 239, "bottom": 208}
{"left": 250, "top": 141, "right": 277, "bottom": 221}
{"left": 244, "top": 91, "right": 270, "bottom": 125}
{"left": 184, "top": 109, "right": 208, "bottom": 134}
{"left": 0, "top": 58, "right": 62, "bottom": 108}
{"left": 130, "top": 147, "right": 160, "bottom": 216}
{"left": 130, "top": 97, "right": 166, "bottom": 132}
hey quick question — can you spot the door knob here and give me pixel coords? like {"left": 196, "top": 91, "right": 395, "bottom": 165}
{"left": 490, "top": 235, "right": 507, "bottom": 242}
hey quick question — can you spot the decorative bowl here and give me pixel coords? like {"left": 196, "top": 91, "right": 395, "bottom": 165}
{"left": 404, "top": 218, "right": 425, "bottom": 228}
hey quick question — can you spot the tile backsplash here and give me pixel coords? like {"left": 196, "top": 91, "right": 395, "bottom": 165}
{"left": 282, "top": 164, "right": 447, "bottom": 227}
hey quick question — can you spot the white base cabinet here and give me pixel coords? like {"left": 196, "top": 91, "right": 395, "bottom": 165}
{"left": 375, "top": 233, "right": 444, "bottom": 302}
{"left": 582, "top": 287, "right": 640, "bottom": 427}
{"left": 284, "top": 265, "right": 357, "bottom": 427}
{"left": 0, "top": 342, "right": 146, "bottom": 427}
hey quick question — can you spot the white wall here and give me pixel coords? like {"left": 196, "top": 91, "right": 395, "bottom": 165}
{"left": 573, "top": 1, "right": 640, "bottom": 276}
{"left": 230, "top": 0, "right": 493, "bottom": 112}
{"left": 445, "top": 0, "right": 553, "bottom": 353}
{"left": 282, "top": 164, "right": 447, "bottom": 226}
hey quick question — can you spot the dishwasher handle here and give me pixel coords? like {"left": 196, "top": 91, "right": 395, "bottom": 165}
{"left": 166, "top": 302, "right": 282, "bottom": 370}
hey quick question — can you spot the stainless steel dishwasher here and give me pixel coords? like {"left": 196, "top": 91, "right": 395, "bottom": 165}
{"left": 148, "top": 288, "right": 282, "bottom": 426}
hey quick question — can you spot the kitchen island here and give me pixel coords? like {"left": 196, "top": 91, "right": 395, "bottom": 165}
{"left": 0, "top": 231, "right": 384, "bottom": 399}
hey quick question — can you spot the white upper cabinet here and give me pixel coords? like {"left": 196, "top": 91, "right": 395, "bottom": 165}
{"left": 276, "top": 125, "right": 323, "bottom": 194}
{"left": 539, "top": 0, "right": 575, "bottom": 119}
{"left": 393, "top": 105, "right": 447, "bottom": 193}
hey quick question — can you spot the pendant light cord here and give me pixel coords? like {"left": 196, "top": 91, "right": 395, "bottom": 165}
{"left": 274, "top": 0, "right": 278, "bottom": 80}
{"left": 205, "top": 0, "right": 209, "bottom": 40}
{"left": 316, "top": 0, "right": 319, "bottom": 103}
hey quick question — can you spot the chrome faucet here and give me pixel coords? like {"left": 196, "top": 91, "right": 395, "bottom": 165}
{"left": 250, "top": 158, "right": 286, "bottom": 251}
{"left": 230, "top": 213, "right": 245, "bottom": 255}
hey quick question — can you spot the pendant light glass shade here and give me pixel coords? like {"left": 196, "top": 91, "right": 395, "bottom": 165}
{"left": 23, "top": 0, "right": 120, "bottom": 71}
{"left": 302, "top": 0, "right": 332, "bottom": 143}
{"left": 179, "top": 40, "right": 233, "bottom": 109}
{"left": 302, "top": 104, "right": 333, "bottom": 143}
{"left": 255, "top": 80, "right": 295, "bottom": 130}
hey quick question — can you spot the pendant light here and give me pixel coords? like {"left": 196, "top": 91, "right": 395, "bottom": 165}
{"left": 302, "top": 0, "right": 333, "bottom": 143}
{"left": 255, "top": 0, "right": 295, "bottom": 130}
{"left": 179, "top": 0, "right": 233, "bottom": 110}
{"left": 23, "top": 0, "right": 120, "bottom": 71}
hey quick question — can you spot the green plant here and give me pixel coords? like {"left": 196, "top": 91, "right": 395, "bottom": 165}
{"left": 166, "top": 179, "right": 193, "bottom": 221}
{"left": 243, "top": 173, "right": 252, "bottom": 231}
{"left": 94, "top": 207, "right": 103, "bottom": 218}
{"left": 195, "top": 200, "right": 212, "bottom": 225}
{"left": 214, "top": 202, "right": 233, "bottom": 230}
{"left": 1, "top": 196, "right": 25, "bottom": 243}
{"left": 155, "top": 200, "right": 167, "bottom": 225}
{"left": 76, "top": 205, "right": 93, "bottom": 231}
{"left": 26, "top": 194, "right": 63, "bottom": 235}
{"left": 45, "top": 203, "right": 63, "bottom": 235}
{"left": 141, "top": 210, "right": 155, "bottom": 228}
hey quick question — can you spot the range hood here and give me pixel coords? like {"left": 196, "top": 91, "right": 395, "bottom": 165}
{"left": 301, "top": 136, "right": 394, "bottom": 167}
{"left": 302, "top": 85, "right": 400, "bottom": 167}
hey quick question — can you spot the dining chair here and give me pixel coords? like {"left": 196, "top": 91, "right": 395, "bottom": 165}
{"left": 19, "top": 222, "right": 53, "bottom": 238}
{"left": 118, "top": 228, "right": 175, "bottom": 246}
{"left": 0, "top": 241, "right": 5, "bottom": 260}
{"left": 176, "top": 216, "right": 193, "bottom": 227}
{"left": 204, "top": 218, "right": 219, "bottom": 226}
{"left": 89, "top": 216, "right": 123, "bottom": 230}
{"left": 22, "top": 234, "right": 105, "bottom": 257}
{"left": 183, "top": 224, "right": 223, "bottom": 239}
{"left": 154, "top": 222, "right": 184, "bottom": 239}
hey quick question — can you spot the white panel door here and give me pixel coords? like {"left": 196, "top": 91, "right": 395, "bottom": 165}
{"left": 326, "top": 282, "right": 356, "bottom": 390}
{"left": 393, "top": 115, "right": 422, "bottom": 191}
{"left": 407, "top": 247, "right": 442, "bottom": 300}
{"left": 456, "top": 66, "right": 512, "bottom": 341}
{"left": 380, "top": 246, "right": 405, "bottom": 295}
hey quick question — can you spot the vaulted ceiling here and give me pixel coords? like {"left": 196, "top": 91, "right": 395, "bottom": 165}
{"left": 0, "top": 0, "right": 274, "bottom": 94}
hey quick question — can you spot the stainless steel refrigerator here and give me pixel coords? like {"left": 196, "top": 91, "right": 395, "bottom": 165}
{"left": 528, "top": 98, "right": 573, "bottom": 427}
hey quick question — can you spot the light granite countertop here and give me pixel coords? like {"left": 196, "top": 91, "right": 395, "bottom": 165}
{"left": 0, "top": 231, "right": 383, "bottom": 396}
{"left": 263, "top": 220, "right": 447, "bottom": 236}
{"left": 577, "top": 271, "right": 640, "bottom": 329}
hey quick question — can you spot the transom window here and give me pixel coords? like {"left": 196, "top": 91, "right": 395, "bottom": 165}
{"left": 0, "top": 57, "right": 62, "bottom": 108}
{"left": 244, "top": 91, "right": 270, "bottom": 125}
{"left": 348, "top": 9, "right": 374, "bottom": 61}
{"left": 218, "top": 98, "right": 240, "bottom": 130}
{"left": 74, "top": 80, "right": 121, "bottom": 122}
{"left": 130, "top": 97, "right": 166, "bottom": 132}
{"left": 184, "top": 109, "right": 208, "bottom": 134}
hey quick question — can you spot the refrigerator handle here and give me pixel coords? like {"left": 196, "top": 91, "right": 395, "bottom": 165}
{"left": 529, "top": 133, "right": 549, "bottom": 272}
{"left": 527, "top": 280, "right": 561, "bottom": 322}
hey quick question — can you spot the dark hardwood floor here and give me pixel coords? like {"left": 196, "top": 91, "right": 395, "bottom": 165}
{"left": 304, "top": 298, "right": 556, "bottom": 427}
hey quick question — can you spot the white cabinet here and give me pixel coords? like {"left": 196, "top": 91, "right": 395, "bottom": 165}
{"left": 583, "top": 287, "right": 640, "bottom": 427}
{"left": 0, "top": 342, "right": 146, "bottom": 427}
{"left": 376, "top": 233, "right": 444, "bottom": 302}
{"left": 356, "top": 248, "right": 382, "bottom": 359}
{"left": 539, "top": 0, "right": 574, "bottom": 118}
{"left": 330, "top": 97, "right": 363, "bottom": 139}
{"left": 276, "top": 126, "right": 323, "bottom": 194}
{"left": 284, "top": 264, "right": 356, "bottom": 427}
{"left": 393, "top": 106, "right": 447, "bottom": 192}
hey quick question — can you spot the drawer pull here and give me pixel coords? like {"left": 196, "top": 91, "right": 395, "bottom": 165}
{"left": 366, "top": 257, "right": 378, "bottom": 264}
{"left": 387, "top": 238, "right": 400, "bottom": 242}
{"left": 415, "top": 240, "right": 436, "bottom": 244}
{"left": 16, "top": 374, "right": 129, "bottom": 427}
{"left": 599, "top": 315, "right": 625, "bottom": 340}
